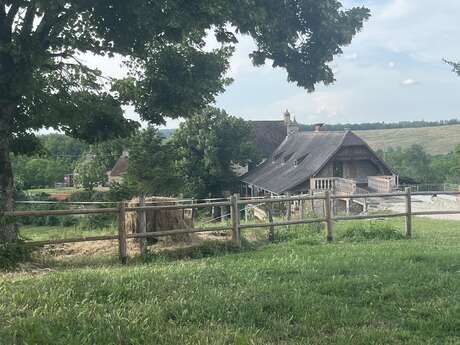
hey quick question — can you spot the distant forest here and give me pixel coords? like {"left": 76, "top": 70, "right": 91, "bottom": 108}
{"left": 300, "top": 118, "right": 460, "bottom": 132}
{"left": 160, "top": 118, "right": 460, "bottom": 137}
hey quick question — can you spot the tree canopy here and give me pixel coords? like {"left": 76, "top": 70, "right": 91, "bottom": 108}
{"left": 171, "top": 107, "right": 260, "bottom": 198}
{"left": 123, "top": 127, "right": 181, "bottom": 196}
{"left": 74, "top": 154, "right": 108, "bottom": 192}
{"left": 378, "top": 144, "right": 460, "bottom": 185}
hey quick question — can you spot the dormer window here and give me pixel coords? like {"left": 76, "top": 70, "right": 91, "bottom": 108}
{"left": 294, "top": 153, "right": 309, "bottom": 166}
{"left": 283, "top": 152, "right": 294, "bottom": 162}
{"left": 273, "top": 151, "right": 284, "bottom": 162}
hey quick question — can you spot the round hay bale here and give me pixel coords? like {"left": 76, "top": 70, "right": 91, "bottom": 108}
{"left": 126, "top": 197, "right": 193, "bottom": 244}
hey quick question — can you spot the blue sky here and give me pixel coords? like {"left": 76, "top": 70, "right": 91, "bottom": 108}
{"left": 214, "top": 0, "right": 460, "bottom": 126}
{"left": 87, "top": 0, "right": 460, "bottom": 128}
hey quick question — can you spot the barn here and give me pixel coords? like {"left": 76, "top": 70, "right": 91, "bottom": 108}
{"left": 242, "top": 115, "right": 398, "bottom": 197}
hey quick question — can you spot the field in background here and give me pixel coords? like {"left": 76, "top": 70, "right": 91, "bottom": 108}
{"left": 356, "top": 124, "right": 460, "bottom": 155}
{"left": 2, "top": 217, "right": 460, "bottom": 344}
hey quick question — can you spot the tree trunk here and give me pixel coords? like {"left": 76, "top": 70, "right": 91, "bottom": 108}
{"left": 0, "top": 130, "right": 16, "bottom": 242}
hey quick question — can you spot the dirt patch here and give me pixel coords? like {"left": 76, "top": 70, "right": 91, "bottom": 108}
{"left": 36, "top": 231, "right": 231, "bottom": 260}
{"left": 375, "top": 195, "right": 460, "bottom": 221}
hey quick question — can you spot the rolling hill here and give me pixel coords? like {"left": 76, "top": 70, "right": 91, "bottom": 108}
{"left": 356, "top": 124, "right": 460, "bottom": 155}
{"left": 160, "top": 124, "right": 460, "bottom": 155}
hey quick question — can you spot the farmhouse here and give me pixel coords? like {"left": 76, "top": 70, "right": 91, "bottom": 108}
{"left": 242, "top": 112, "right": 398, "bottom": 197}
{"left": 107, "top": 150, "right": 129, "bottom": 185}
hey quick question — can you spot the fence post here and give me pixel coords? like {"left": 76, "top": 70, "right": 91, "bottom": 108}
{"left": 286, "top": 192, "right": 292, "bottom": 220}
{"left": 405, "top": 187, "right": 412, "bottom": 238}
{"left": 324, "top": 191, "right": 333, "bottom": 242}
{"left": 310, "top": 190, "right": 315, "bottom": 214}
{"left": 300, "top": 198, "right": 305, "bottom": 219}
{"left": 230, "top": 194, "right": 241, "bottom": 247}
{"left": 267, "top": 207, "right": 275, "bottom": 242}
{"left": 118, "top": 201, "right": 128, "bottom": 264}
{"left": 138, "top": 194, "right": 147, "bottom": 256}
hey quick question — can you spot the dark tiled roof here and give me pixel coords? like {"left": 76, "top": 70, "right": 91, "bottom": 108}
{"left": 241, "top": 131, "right": 381, "bottom": 194}
{"left": 249, "top": 121, "right": 287, "bottom": 158}
{"left": 109, "top": 156, "right": 129, "bottom": 177}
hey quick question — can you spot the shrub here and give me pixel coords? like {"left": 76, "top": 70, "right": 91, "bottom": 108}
{"left": 107, "top": 182, "right": 136, "bottom": 202}
{"left": 338, "top": 220, "right": 405, "bottom": 242}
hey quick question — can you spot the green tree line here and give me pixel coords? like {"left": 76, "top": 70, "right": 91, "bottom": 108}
{"left": 13, "top": 120, "right": 460, "bottom": 194}
{"left": 377, "top": 145, "right": 460, "bottom": 185}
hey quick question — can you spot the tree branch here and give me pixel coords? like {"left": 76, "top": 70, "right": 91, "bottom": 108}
{"left": 20, "top": 1, "right": 36, "bottom": 37}
{"left": 0, "top": 3, "right": 5, "bottom": 19}
{"left": 6, "top": 2, "right": 20, "bottom": 28}
{"left": 0, "top": 5, "right": 6, "bottom": 40}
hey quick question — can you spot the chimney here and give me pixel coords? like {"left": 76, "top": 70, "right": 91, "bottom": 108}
{"left": 287, "top": 116, "right": 300, "bottom": 136}
{"left": 283, "top": 109, "right": 291, "bottom": 125}
{"left": 314, "top": 123, "right": 324, "bottom": 132}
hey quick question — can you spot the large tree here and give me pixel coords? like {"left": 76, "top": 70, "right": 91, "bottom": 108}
{"left": 123, "top": 127, "right": 181, "bottom": 196}
{"left": 0, "top": 1, "right": 370, "bottom": 242}
{"left": 172, "top": 107, "right": 260, "bottom": 198}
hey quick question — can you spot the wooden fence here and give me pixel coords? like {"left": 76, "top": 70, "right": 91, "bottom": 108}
{"left": 4, "top": 189, "right": 460, "bottom": 264}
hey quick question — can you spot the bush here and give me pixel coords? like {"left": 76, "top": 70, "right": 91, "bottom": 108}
{"left": 107, "top": 182, "right": 136, "bottom": 202}
{"left": 338, "top": 220, "right": 405, "bottom": 242}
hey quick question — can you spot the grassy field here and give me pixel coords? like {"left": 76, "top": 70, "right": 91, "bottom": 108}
{"left": 25, "top": 187, "right": 79, "bottom": 194}
{"left": 2, "top": 217, "right": 460, "bottom": 344}
{"left": 356, "top": 124, "right": 460, "bottom": 155}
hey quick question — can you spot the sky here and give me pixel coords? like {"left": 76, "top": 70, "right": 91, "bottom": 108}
{"left": 84, "top": 0, "right": 460, "bottom": 128}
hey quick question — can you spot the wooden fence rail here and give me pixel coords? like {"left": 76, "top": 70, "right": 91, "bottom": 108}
{"left": 4, "top": 190, "right": 460, "bottom": 264}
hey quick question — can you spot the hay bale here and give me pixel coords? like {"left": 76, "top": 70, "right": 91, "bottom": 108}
{"left": 126, "top": 197, "right": 193, "bottom": 244}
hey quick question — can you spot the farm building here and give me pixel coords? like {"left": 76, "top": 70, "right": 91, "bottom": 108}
{"left": 108, "top": 150, "right": 129, "bottom": 185}
{"left": 242, "top": 112, "right": 398, "bottom": 196}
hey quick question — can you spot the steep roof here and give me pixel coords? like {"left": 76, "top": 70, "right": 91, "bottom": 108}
{"left": 109, "top": 156, "right": 129, "bottom": 177}
{"left": 249, "top": 121, "right": 287, "bottom": 158}
{"left": 241, "top": 131, "right": 385, "bottom": 194}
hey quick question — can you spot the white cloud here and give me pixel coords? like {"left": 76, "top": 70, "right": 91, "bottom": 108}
{"left": 388, "top": 61, "right": 396, "bottom": 68}
{"left": 401, "top": 78, "right": 419, "bottom": 86}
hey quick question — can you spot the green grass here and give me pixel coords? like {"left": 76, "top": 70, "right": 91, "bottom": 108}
{"left": 25, "top": 187, "right": 79, "bottom": 194}
{"left": 2, "top": 217, "right": 460, "bottom": 344}
{"left": 356, "top": 124, "right": 460, "bottom": 155}
{"left": 19, "top": 225, "right": 117, "bottom": 242}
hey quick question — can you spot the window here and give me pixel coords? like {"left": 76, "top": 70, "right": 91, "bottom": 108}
{"left": 333, "top": 161, "right": 344, "bottom": 177}
{"left": 283, "top": 152, "right": 294, "bottom": 162}
{"left": 273, "top": 151, "right": 284, "bottom": 162}
{"left": 294, "top": 153, "right": 309, "bottom": 166}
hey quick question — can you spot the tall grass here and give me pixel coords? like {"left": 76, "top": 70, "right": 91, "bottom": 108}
{"left": 2, "top": 218, "right": 460, "bottom": 344}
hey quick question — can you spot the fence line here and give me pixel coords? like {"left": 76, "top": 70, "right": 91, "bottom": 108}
{"left": 5, "top": 189, "right": 460, "bottom": 264}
